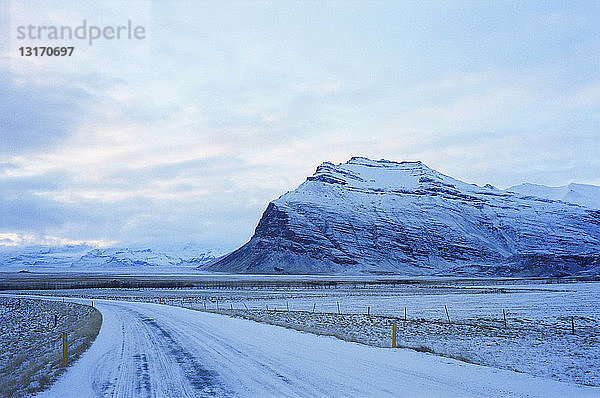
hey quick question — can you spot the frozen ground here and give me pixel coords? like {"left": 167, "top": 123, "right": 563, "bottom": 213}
{"left": 0, "top": 297, "right": 101, "bottom": 397}
{"left": 18, "top": 296, "right": 599, "bottom": 398}
{"left": 210, "top": 308, "right": 598, "bottom": 386}
{"left": 20, "top": 280, "right": 600, "bottom": 387}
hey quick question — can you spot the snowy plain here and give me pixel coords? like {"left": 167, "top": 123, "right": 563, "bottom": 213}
{"left": 10, "top": 295, "right": 597, "bottom": 398}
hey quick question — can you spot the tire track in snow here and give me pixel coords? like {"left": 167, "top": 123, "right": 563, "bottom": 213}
{"left": 40, "top": 300, "right": 232, "bottom": 398}
{"left": 138, "top": 313, "right": 233, "bottom": 396}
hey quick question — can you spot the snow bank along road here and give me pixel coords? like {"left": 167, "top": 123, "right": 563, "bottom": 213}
{"left": 35, "top": 297, "right": 597, "bottom": 397}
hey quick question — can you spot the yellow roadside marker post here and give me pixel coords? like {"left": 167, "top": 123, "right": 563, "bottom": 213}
{"left": 392, "top": 323, "right": 397, "bottom": 348}
{"left": 62, "top": 333, "right": 68, "bottom": 366}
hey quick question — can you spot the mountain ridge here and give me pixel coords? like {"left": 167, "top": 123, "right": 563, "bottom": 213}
{"left": 204, "top": 157, "right": 600, "bottom": 276}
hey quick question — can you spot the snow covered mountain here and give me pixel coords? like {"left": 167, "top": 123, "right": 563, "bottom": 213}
{"left": 204, "top": 157, "right": 600, "bottom": 276}
{"left": 0, "top": 244, "right": 93, "bottom": 268}
{"left": 0, "top": 243, "right": 223, "bottom": 269}
{"left": 507, "top": 183, "right": 600, "bottom": 210}
{"left": 76, "top": 248, "right": 184, "bottom": 267}
{"left": 74, "top": 244, "right": 223, "bottom": 268}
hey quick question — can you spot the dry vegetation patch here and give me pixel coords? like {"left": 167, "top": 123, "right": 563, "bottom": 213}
{"left": 0, "top": 297, "right": 102, "bottom": 397}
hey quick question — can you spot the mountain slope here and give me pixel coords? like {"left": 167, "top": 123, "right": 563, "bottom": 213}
{"left": 204, "top": 157, "right": 600, "bottom": 276}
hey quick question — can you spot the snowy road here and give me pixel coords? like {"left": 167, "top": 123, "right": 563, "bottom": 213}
{"left": 37, "top": 298, "right": 597, "bottom": 398}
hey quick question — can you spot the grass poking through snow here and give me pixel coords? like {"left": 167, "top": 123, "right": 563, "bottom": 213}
{"left": 0, "top": 297, "right": 102, "bottom": 397}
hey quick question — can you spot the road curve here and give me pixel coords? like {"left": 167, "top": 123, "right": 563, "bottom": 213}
{"left": 36, "top": 298, "right": 597, "bottom": 398}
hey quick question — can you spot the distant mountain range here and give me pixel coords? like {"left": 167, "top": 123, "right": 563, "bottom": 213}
{"left": 204, "top": 157, "right": 600, "bottom": 276}
{"left": 0, "top": 243, "right": 224, "bottom": 270}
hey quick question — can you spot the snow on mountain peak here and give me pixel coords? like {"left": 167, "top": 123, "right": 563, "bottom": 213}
{"left": 508, "top": 182, "right": 600, "bottom": 209}
{"left": 304, "top": 157, "right": 451, "bottom": 192}
{"left": 346, "top": 156, "right": 424, "bottom": 168}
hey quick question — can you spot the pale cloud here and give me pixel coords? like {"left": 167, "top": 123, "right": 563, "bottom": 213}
{"left": 1, "top": 1, "right": 598, "bottom": 249}
{"left": 0, "top": 232, "right": 114, "bottom": 248}
{"left": 557, "top": 81, "right": 600, "bottom": 108}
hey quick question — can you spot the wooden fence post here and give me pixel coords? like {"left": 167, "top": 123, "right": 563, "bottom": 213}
{"left": 337, "top": 302, "right": 340, "bottom": 314}
{"left": 444, "top": 305, "right": 451, "bottom": 323}
{"left": 392, "top": 323, "right": 397, "bottom": 348}
{"left": 503, "top": 309, "right": 507, "bottom": 328}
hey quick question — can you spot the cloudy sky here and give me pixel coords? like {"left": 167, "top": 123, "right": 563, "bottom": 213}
{"left": 1, "top": 1, "right": 599, "bottom": 250}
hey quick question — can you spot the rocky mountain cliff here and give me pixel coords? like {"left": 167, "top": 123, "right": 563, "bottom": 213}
{"left": 204, "top": 157, "right": 600, "bottom": 276}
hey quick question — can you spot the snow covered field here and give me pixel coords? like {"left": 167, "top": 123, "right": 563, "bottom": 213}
{"left": 21, "top": 280, "right": 600, "bottom": 388}
{"left": 15, "top": 296, "right": 599, "bottom": 397}
{"left": 0, "top": 297, "right": 101, "bottom": 397}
